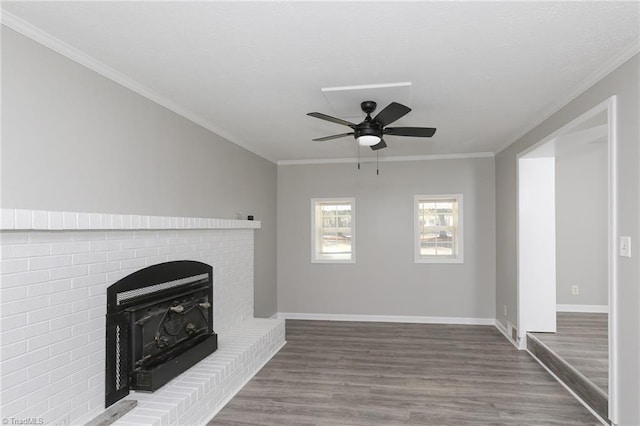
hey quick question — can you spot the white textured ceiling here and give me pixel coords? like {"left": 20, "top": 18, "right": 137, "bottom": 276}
{"left": 2, "top": 1, "right": 639, "bottom": 163}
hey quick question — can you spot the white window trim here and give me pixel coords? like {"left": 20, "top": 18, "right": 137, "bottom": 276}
{"left": 414, "top": 194, "right": 464, "bottom": 264}
{"left": 311, "top": 197, "right": 356, "bottom": 264}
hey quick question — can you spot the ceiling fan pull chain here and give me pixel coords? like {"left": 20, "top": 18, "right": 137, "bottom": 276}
{"left": 376, "top": 151, "right": 379, "bottom": 175}
{"left": 357, "top": 142, "right": 360, "bottom": 170}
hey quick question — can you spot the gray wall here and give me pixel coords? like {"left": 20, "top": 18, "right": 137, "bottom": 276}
{"left": 278, "top": 158, "right": 496, "bottom": 319}
{"left": 556, "top": 138, "right": 608, "bottom": 306}
{"left": 1, "top": 27, "right": 278, "bottom": 317}
{"left": 495, "top": 54, "right": 639, "bottom": 423}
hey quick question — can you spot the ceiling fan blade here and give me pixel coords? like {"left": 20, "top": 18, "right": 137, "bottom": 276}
{"left": 307, "top": 112, "right": 357, "bottom": 128}
{"left": 312, "top": 133, "right": 354, "bottom": 141}
{"left": 384, "top": 127, "right": 437, "bottom": 137}
{"left": 373, "top": 102, "right": 411, "bottom": 127}
{"left": 370, "top": 139, "right": 387, "bottom": 151}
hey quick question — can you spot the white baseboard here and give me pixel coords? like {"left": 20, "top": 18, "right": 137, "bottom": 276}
{"left": 556, "top": 304, "right": 608, "bottom": 313}
{"left": 276, "top": 312, "right": 495, "bottom": 325}
{"left": 494, "top": 319, "right": 520, "bottom": 349}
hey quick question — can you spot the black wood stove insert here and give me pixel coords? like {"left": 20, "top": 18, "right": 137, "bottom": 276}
{"left": 105, "top": 261, "right": 218, "bottom": 407}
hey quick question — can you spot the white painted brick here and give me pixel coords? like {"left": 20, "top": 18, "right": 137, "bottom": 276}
{"left": 27, "top": 376, "right": 71, "bottom": 406}
{"left": 50, "top": 357, "right": 88, "bottom": 384}
{"left": 26, "top": 371, "right": 50, "bottom": 393}
{"left": 111, "top": 215, "right": 123, "bottom": 229}
{"left": 1, "top": 346, "right": 48, "bottom": 376}
{"left": 71, "top": 339, "right": 101, "bottom": 361}
{"left": 63, "top": 212, "right": 78, "bottom": 229}
{"left": 49, "top": 211, "right": 64, "bottom": 229}
{"left": 88, "top": 262, "right": 119, "bottom": 274}
{"left": 28, "top": 327, "right": 72, "bottom": 352}
{"left": 88, "top": 285, "right": 106, "bottom": 297}
{"left": 121, "top": 238, "right": 147, "bottom": 250}
{"left": 16, "top": 400, "right": 48, "bottom": 422}
{"left": 2, "top": 321, "right": 49, "bottom": 346}
{"left": 73, "top": 231, "right": 106, "bottom": 242}
{"left": 50, "top": 240, "right": 91, "bottom": 255}
{"left": 161, "top": 217, "right": 172, "bottom": 229}
{"left": 50, "top": 265, "right": 88, "bottom": 280}
{"left": 3, "top": 295, "right": 49, "bottom": 317}
{"left": 146, "top": 256, "right": 169, "bottom": 266}
{"left": 32, "top": 210, "right": 49, "bottom": 229}
{"left": 78, "top": 212, "right": 91, "bottom": 229}
{"left": 1, "top": 243, "right": 51, "bottom": 259}
{"left": 40, "top": 400, "right": 73, "bottom": 426}
{"left": 149, "top": 216, "right": 163, "bottom": 229}
{"left": 1, "top": 285, "right": 28, "bottom": 303}
{"left": 28, "top": 279, "right": 72, "bottom": 297}
{"left": 87, "top": 327, "right": 104, "bottom": 343}
{"left": 100, "top": 214, "right": 112, "bottom": 229}
{"left": 29, "top": 255, "right": 72, "bottom": 271}
{"left": 121, "top": 215, "right": 133, "bottom": 229}
{"left": 50, "top": 335, "right": 88, "bottom": 356}
{"left": 88, "top": 372, "right": 103, "bottom": 389}
{"left": 72, "top": 252, "right": 107, "bottom": 265}
{"left": 72, "top": 273, "right": 106, "bottom": 288}
{"left": 50, "top": 310, "right": 90, "bottom": 331}
{"left": 1, "top": 232, "right": 29, "bottom": 244}
{"left": 88, "top": 306, "right": 106, "bottom": 320}
{"left": 1, "top": 209, "right": 16, "bottom": 229}
{"left": 2, "top": 340, "right": 27, "bottom": 361}
{"left": 28, "top": 352, "right": 71, "bottom": 379}
{"left": 1, "top": 383, "right": 29, "bottom": 407}
{"left": 50, "top": 288, "right": 89, "bottom": 307}
{"left": 70, "top": 298, "right": 91, "bottom": 313}
{"left": 90, "top": 239, "right": 122, "bottom": 253}
{"left": 0, "top": 313, "right": 27, "bottom": 332}
{"left": 28, "top": 303, "right": 73, "bottom": 324}
{"left": 90, "top": 213, "right": 101, "bottom": 228}
{"left": 3, "top": 368, "right": 27, "bottom": 390}
{"left": 14, "top": 209, "right": 33, "bottom": 229}
{"left": 106, "top": 268, "right": 136, "bottom": 283}
{"left": 107, "top": 249, "right": 134, "bottom": 261}
{"left": 69, "top": 404, "right": 91, "bottom": 425}
{"left": 134, "top": 247, "right": 158, "bottom": 258}
{"left": 120, "top": 257, "right": 146, "bottom": 270}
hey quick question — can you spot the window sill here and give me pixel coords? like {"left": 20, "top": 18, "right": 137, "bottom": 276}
{"left": 415, "top": 257, "right": 464, "bottom": 264}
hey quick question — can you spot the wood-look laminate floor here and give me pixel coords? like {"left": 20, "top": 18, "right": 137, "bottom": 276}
{"left": 208, "top": 320, "right": 598, "bottom": 425}
{"left": 530, "top": 312, "right": 608, "bottom": 393}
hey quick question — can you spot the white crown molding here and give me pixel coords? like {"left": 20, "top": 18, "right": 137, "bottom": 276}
{"left": 495, "top": 40, "right": 640, "bottom": 155}
{"left": 277, "top": 152, "right": 494, "bottom": 166}
{"left": 0, "top": 11, "right": 277, "bottom": 164}
{"left": 276, "top": 312, "right": 495, "bottom": 326}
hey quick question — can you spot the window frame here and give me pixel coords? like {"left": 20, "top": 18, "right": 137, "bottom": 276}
{"left": 414, "top": 194, "right": 464, "bottom": 264}
{"left": 311, "top": 197, "right": 355, "bottom": 264}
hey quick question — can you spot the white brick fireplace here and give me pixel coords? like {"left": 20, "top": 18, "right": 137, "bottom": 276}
{"left": 0, "top": 209, "right": 285, "bottom": 425}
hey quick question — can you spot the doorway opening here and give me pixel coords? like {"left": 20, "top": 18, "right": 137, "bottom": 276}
{"left": 517, "top": 96, "right": 617, "bottom": 423}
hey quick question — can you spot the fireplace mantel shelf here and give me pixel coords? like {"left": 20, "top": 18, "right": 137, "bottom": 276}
{"left": 0, "top": 208, "right": 261, "bottom": 231}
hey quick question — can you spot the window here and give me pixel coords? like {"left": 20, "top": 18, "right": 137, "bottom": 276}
{"left": 311, "top": 198, "right": 355, "bottom": 263}
{"left": 414, "top": 194, "right": 463, "bottom": 263}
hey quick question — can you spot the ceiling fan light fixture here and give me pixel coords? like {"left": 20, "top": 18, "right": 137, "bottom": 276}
{"left": 357, "top": 135, "right": 381, "bottom": 146}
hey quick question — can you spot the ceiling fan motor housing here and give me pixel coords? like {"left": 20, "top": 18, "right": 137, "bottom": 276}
{"left": 354, "top": 121, "right": 383, "bottom": 139}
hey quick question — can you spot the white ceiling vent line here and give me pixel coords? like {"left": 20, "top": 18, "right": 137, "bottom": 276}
{"left": 321, "top": 82, "right": 412, "bottom": 119}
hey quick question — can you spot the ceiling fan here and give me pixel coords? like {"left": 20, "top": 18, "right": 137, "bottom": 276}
{"left": 307, "top": 101, "right": 436, "bottom": 151}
